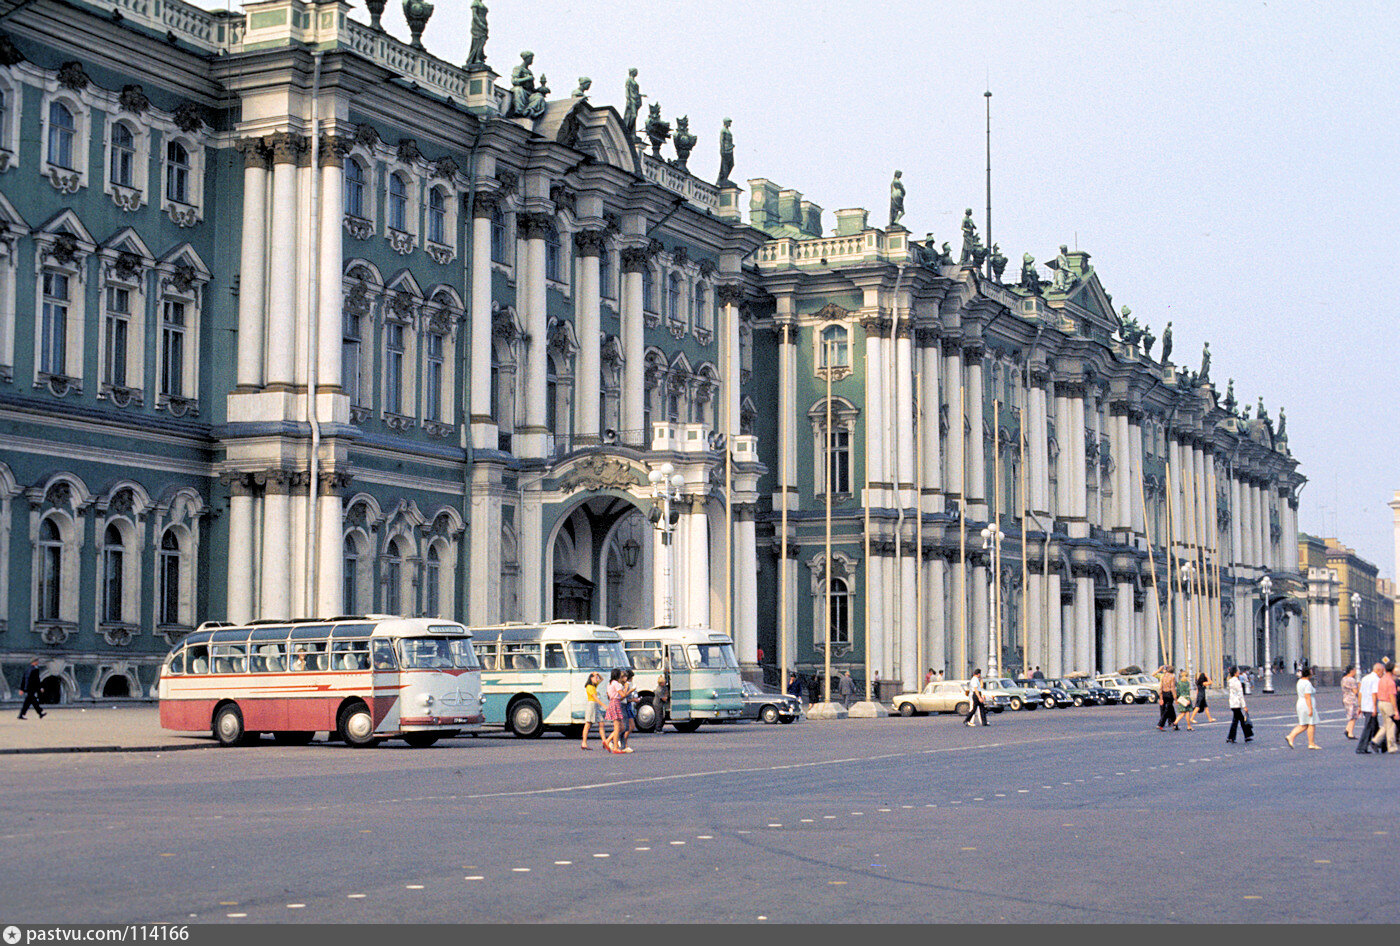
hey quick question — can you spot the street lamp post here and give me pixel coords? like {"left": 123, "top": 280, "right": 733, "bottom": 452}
{"left": 1351, "top": 591, "right": 1362, "bottom": 675}
{"left": 981, "top": 523, "right": 1004, "bottom": 678}
{"left": 1181, "top": 561, "right": 1194, "bottom": 678}
{"left": 648, "top": 462, "right": 685, "bottom": 626}
{"left": 1260, "top": 574, "right": 1274, "bottom": 694}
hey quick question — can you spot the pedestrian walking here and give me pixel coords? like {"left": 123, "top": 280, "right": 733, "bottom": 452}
{"left": 786, "top": 672, "right": 802, "bottom": 705}
{"left": 1367, "top": 659, "right": 1397, "bottom": 754}
{"left": 1032, "top": 666, "right": 1045, "bottom": 680}
{"left": 654, "top": 672, "right": 670, "bottom": 734}
{"left": 604, "top": 668, "right": 629, "bottom": 754}
{"left": 1340, "top": 665, "right": 1360, "bottom": 740}
{"left": 17, "top": 658, "right": 46, "bottom": 720}
{"left": 1285, "top": 666, "right": 1320, "bottom": 749}
{"left": 837, "top": 670, "right": 855, "bottom": 707}
{"left": 580, "top": 671, "right": 607, "bottom": 750}
{"left": 1356, "top": 662, "right": 1382, "bottom": 754}
{"left": 1224, "top": 666, "right": 1253, "bottom": 743}
{"left": 964, "top": 669, "right": 988, "bottom": 727}
{"left": 1190, "top": 671, "right": 1215, "bottom": 726}
{"left": 1157, "top": 666, "right": 1179, "bottom": 731}
{"left": 620, "top": 669, "right": 639, "bottom": 751}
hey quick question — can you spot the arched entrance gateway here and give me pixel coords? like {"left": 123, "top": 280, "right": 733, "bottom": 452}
{"left": 548, "top": 495, "right": 651, "bottom": 626}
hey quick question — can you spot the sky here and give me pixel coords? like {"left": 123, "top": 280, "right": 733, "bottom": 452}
{"left": 215, "top": 0, "right": 1400, "bottom": 576}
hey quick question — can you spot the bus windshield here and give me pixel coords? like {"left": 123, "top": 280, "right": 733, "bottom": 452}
{"left": 397, "top": 636, "right": 480, "bottom": 670}
{"left": 568, "top": 640, "right": 630, "bottom": 669}
{"left": 687, "top": 643, "right": 738, "bottom": 669}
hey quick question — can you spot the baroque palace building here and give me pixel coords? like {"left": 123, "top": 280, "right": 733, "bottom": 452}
{"left": 0, "top": 0, "right": 1305, "bottom": 702}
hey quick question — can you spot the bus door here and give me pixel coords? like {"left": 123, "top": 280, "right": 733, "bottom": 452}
{"left": 667, "top": 644, "right": 690, "bottom": 719}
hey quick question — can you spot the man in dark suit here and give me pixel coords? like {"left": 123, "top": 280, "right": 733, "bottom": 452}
{"left": 18, "top": 658, "right": 46, "bottom": 719}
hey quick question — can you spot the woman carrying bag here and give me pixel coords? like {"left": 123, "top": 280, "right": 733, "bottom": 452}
{"left": 1225, "top": 666, "right": 1252, "bottom": 744}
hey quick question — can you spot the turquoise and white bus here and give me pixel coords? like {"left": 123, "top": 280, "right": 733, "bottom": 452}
{"left": 469, "top": 622, "right": 631, "bottom": 738}
{"left": 615, "top": 626, "right": 744, "bottom": 732}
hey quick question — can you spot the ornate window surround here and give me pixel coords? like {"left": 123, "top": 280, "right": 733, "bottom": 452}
{"left": 807, "top": 550, "right": 859, "bottom": 654}
{"left": 39, "top": 79, "right": 93, "bottom": 194}
{"left": 158, "top": 129, "right": 206, "bottom": 228}
{"left": 96, "top": 228, "right": 153, "bottom": 407}
{"left": 814, "top": 321, "right": 852, "bottom": 381}
{"left": 27, "top": 475, "right": 90, "bottom": 645}
{"left": 808, "top": 395, "right": 860, "bottom": 501}
{"left": 0, "top": 66, "right": 23, "bottom": 173}
{"left": 32, "top": 211, "right": 95, "bottom": 396}
{"left": 103, "top": 115, "right": 150, "bottom": 212}
{"left": 381, "top": 148, "right": 422, "bottom": 257}
{"left": 381, "top": 273, "right": 421, "bottom": 425}
{"left": 341, "top": 260, "right": 381, "bottom": 423}
{"left": 153, "top": 244, "right": 209, "bottom": 417}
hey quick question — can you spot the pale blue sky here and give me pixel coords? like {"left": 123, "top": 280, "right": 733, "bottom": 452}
{"left": 236, "top": 0, "right": 1400, "bottom": 575}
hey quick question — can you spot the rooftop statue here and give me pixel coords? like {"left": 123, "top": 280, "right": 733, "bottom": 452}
{"left": 889, "top": 170, "right": 905, "bottom": 227}
{"left": 1256, "top": 398, "right": 1270, "bottom": 427}
{"left": 1020, "top": 253, "right": 1042, "bottom": 294}
{"left": 1241, "top": 403, "right": 1251, "bottom": 421}
{"left": 717, "top": 118, "right": 734, "bottom": 186}
{"left": 510, "top": 51, "right": 547, "bottom": 119}
{"left": 1223, "top": 378, "right": 1237, "bottom": 414}
{"left": 672, "top": 115, "right": 696, "bottom": 169}
{"left": 1046, "top": 244, "right": 1074, "bottom": 291}
{"left": 1117, "top": 305, "right": 1142, "bottom": 348}
{"left": 465, "top": 0, "right": 488, "bottom": 66}
{"left": 939, "top": 242, "right": 953, "bottom": 265}
{"left": 645, "top": 103, "right": 671, "bottom": 158}
{"left": 1141, "top": 323, "right": 1155, "bottom": 359}
{"left": 572, "top": 76, "right": 591, "bottom": 100}
{"left": 1199, "top": 341, "right": 1211, "bottom": 381}
{"left": 403, "top": 0, "right": 433, "bottom": 50}
{"left": 623, "top": 68, "right": 645, "bottom": 141}
{"left": 1160, "top": 321, "right": 1173, "bottom": 365}
{"left": 1277, "top": 407, "right": 1287, "bottom": 439}
{"left": 960, "top": 208, "right": 987, "bottom": 267}
{"left": 989, "top": 243, "right": 1007, "bottom": 280}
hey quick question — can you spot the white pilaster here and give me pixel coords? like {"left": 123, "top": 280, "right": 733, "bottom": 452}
{"left": 736, "top": 508, "right": 758, "bottom": 662}
{"left": 519, "top": 217, "right": 548, "bottom": 456}
{"left": 620, "top": 257, "right": 645, "bottom": 443}
{"left": 943, "top": 343, "right": 964, "bottom": 503}
{"left": 226, "top": 479, "right": 254, "bottom": 624}
{"left": 469, "top": 204, "right": 496, "bottom": 448}
{"left": 316, "top": 482, "right": 342, "bottom": 617}
{"left": 265, "top": 136, "right": 303, "bottom": 389}
{"left": 965, "top": 351, "right": 985, "bottom": 517}
{"left": 316, "top": 141, "right": 344, "bottom": 392}
{"left": 259, "top": 472, "right": 291, "bottom": 619}
{"left": 235, "top": 140, "right": 268, "bottom": 390}
{"left": 574, "top": 231, "right": 603, "bottom": 442}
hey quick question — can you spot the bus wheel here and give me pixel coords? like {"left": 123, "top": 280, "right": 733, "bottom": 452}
{"left": 213, "top": 703, "right": 245, "bottom": 747}
{"left": 402, "top": 732, "right": 440, "bottom": 748}
{"left": 508, "top": 699, "right": 543, "bottom": 738}
{"left": 338, "top": 702, "right": 379, "bottom": 747}
{"left": 272, "top": 731, "right": 315, "bottom": 746}
{"left": 635, "top": 701, "right": 659, "bottom": 732}
{"left": 672, "top": 720, "right": 701, "bottom": 734}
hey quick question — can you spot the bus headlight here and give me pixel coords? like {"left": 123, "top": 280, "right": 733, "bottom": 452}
{"left": 710, "top": 690, "right": 718, "bottom": 699}
{"left": 418, "top": 694, "right": 435, "bottom": 707}
{"left": 479, "top": 695, "right": 486, "bottom": 705}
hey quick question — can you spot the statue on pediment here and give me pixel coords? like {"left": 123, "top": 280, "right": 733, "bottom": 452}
{"left": 573, "top": 77, "right": 591, "bottom": 100}
{"left": 960, "top": 209, "right": 986, "bottom": 267}
{"left": 1046, "top": 244, "right": 1074, "bottom": 291}
{"left": 623, "top": 68, "right": 645, "bottom": 140}
{"left": 1199, "top": 341, "right": 1211, "bottom": 382}
{"left": 645, "top": 103, "right": 670, "bottom": 158}
{"left": 1223, "top": 378, "right": 1237, "bottom": 415}
{"left": 510, "top": 52, "right": 547, "bottom": 119}
{"left": 989, "top": 243, "right": 1007, "bottom": 281}
{"left": 466, "top": 0, "right": 488, "bottom": 65}
{"left": 1141, "top": 323, "right": 1155, "bottom": 359}
{"left": 672, "top": 116, "right": 696, "bottom": 169}
{"left": 717, "top": 118, "right": 734, "bottom": 185}
{"left": 889, "top": 171, "right": 905, "bottom": 227}
{"left": 1020, "top": 253, "right": 1042, "bottom": 294}
{"left": 1160, "top": 321, "right": 1173, "bottom": 365}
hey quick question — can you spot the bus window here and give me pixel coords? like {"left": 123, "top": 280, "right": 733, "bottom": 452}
{"left": 544, "top": 643, "right": 567, "bottom": 669}
{"left": 370, "top": 639, "right": 397, "bottom": 670}
{"left": 569, "top": 640, "right": 630, "bottom": 670}
{"left": 449, "top": 639, "right": 481, "bottom": 669}
{"left": 212, "top": 644, "right": 248, "bottom": 674}
{"left": 331, "top": 640, "right": 371, "bottom": 671}
{"left": 669, "top": 645, "right": 688, "bottom": 669}
{"left": 627, "top": 642, "right": 663, "bottom": 671}
{"left": 290, "top": 641, "right": 327, "bottom": 671}
{"left": 165, "top": 649, "right": 185, "bottom": 675}
{"left": 687, "top": 643, "right": 739, "bottom": 669}
{"left": 473, "top": 640, "right": 498, "bottom": 670}
{"left": 502, "top": 642, "right": 542, "bottom": 670}
{"left": 251, "top": 643, "right": 286, "bottom": 672}
{"left": 186, "top": 644, "right": 209, "bottom": 674}
{"left": 399, "top": 637, "right": 456, "bottom": 669}
{"left": 332, "top": 623, "right": 375, "bottom": 638}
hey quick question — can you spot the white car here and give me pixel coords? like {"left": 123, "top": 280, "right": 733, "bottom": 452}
{"left": 1095, "top": 674, "right": 1158, "bottom": 705}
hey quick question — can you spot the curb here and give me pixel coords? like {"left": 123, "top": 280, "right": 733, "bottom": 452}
{"left": 0, "top": 741, "right": 216, "bottom": 756}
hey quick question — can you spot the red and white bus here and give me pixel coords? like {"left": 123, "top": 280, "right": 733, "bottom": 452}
{"left": 158, "top": 616, "right": 484, "bottom": 747}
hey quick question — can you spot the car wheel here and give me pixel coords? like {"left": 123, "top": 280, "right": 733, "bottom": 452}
{"left": 213, "top": 703, "right": 244, "bottom": 747}
{"left": 635, "top": 700, "right": 659, "bottom": 732}
{"left": 761, "top": 705, "right": 780, "bottom": 724}
{"left": 402, "top": 732, "right": 440, "bottom": 748}
{"left": 1009, "top": 697, "right": 1024, "bottom": 711}
{"left": 896, "top": 702, "right": 915, "bottom": 718}
{"left": 991, "top": 706, "right": 1005, "bottom": 713}
{"left": 1072, "top": 696, "right": 1084, "bottom": 708}
{"left": 272, "top": 731, "right": 315, "bottom": 746}
{"left": 1122, "top": 693, "right": 1135, "bottom": 705}
{"left": 672, "top": 720, "right": 701, "bottom": 734}
{"left": 1043, "top": 698, "right": 1055, "bottom": 709}
{"left": 338, "top": 702, "right": 380, "bottom": 747}
{"left": 508, "top": 698, "right": 543, "bottom": 738}
{"left": 954, "top": 701, "right": 970, "bottom": 716}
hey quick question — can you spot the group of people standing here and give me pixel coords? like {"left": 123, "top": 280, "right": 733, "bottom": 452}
{"left": 580, "top": 668, "right": 669, "bottom": 754}
{"left": 1155, "top": 666, "right": 1217, "bottom": 732}
{"left": 1342, "top": 660, "right": 1398, "bottom": 754}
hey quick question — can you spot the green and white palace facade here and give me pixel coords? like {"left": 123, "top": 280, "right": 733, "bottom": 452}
{"left": 0, "top": 0, "right": 1305, "bottom": 702}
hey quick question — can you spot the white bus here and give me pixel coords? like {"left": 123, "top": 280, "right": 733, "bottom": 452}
{"left": 470, "top": 622, "right": 631, "bottom": 738}
{"left": 158, "top": 616, "right": 484, "bottom": 748}
{"left": 615, "top": 626, "right": 744, "bottom": 732}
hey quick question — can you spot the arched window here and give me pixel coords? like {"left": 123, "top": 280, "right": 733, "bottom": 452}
{"left": 425, "top": 329, "right": 445, "bottom": 421}
{"left": 159, "top": 529, "right": 181, "bottom": 626}
{"left": 41, "top": 271, "right": 69, "bottom": 377}
{"left": 668, "top": 273, "right": 681, "bottom": 322}
{"left": 424, "top": 545, "right": 440, "bottom": 618}
{"left": 427, "top": 188, "right": 447, "bottom": 245}
{"left": 110, "top": 124, "right": 136, "bottom": 187}
{"left": 384, "top": 539, "right": 403, "bottom": 614}
{"left": 102, "top": 523, "right": 124, "bottom": 625}
{"left": 820, "top": 325, "right": 849, "bottom": 368}
{"left": 38, "top": 518, "right": 63, "bottom": 621}
{"left": 344, "top": 159, "right": 366, "bottom": 218}
{"left": 48, "top": 102, "right": 74, "bottom": 169}
{"left": 165, "top": 141, "right": 191, "bottom": 204}
{"left": 387, "top": 174, "right": 408, "bottom": 232}
{"left": 826, "top": 425, "right": 850, "bottom": 494}
{"left": 828, "top": 576, "right": 850, "bottom": 645}
{"left": 490, "top": 206, "right": 508, "bottom": 263}
{"left": 544, "top": 227, "right": 562, "bottom": 282}
{"left": 343, "top": 535, "right": 360, "bottom": 614}
{"left": 693, "top": 284, "right": 707, "bottom": 331}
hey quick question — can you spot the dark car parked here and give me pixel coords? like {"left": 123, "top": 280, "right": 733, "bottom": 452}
{"left": 1018, "top": 678, "right": 1071, "bottom": 708}
{"left": 740, "top": 681, "right": 801, "bottom": 724}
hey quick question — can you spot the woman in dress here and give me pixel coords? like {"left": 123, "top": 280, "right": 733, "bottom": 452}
{"left": 580, "top": 672, "right": 608, "bottom": 750}
{"left": 1285, "top": 665, "right": 1320, "bottom": 749}
{"left": 604, "top": 668, "right": 629, "bottom": 753}
{"left": 1340, "top": 665, "right": 1360, "bottom": 739}
{"left": 1184, "top": 671, "right": 1215, "bottom": 729}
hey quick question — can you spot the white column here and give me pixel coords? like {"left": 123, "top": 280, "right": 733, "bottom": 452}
{"left": 259, "top": 471, "right": 291, "bottom": 619}
{"left": 1046, "top": 571, "right": 1063, "bottom": 678}
{"left": 919, "top": 333, "right": 942, "bottom": 510}
{"left": 1115, "top": 580, "right": 1133, "bottom": 669}
{"left": 574, "top": 231, "right": 603, "bottom": 442}
{"left": 1144, "top": 591, "right": 1160, "bottom": 670}
{"left": 520, "top": 496, "right": 543, "bottom": 621}
{"left": 653, "top": 522, "right": 674, "bottom": 627}
{"left": 265, "top": 134, "right": 303, "bottom": 389}
{"left": 1128, "top": 417, "right": 1145, "bottom": 535}
{"left": 1026, "top": 565, "right": 1044, "bottom": 675}
{"left": 684, "top": 499, "right": 710, "bottom": 627}
{"left": 1029, "top": 382, "right": 1049, "bottom": 516}
{"left": 895, "top": 328, "right": 915, "bottom": 505}
{"left": 235, "top": 140, "right": 268, "bottom": 390}
{"left": 519, "top": 215, "right": 548, "bottom": 455}
{"left": 1054, "top": 392, "right": 1072, "bottom": 522}
{"left": 1231, "top": 475, "right": 1244, "bottom": 568}
{"left": 289, "top": 482, "right": 308, "bottom": 619}
{"left": 1075, "top": 574, "right": 1094, "bottom": 674}
{"left": 1069, "top": 393, "right": 1087, "bottom": 520}
{"left": 927, "top": 555, "right": 947, "bottom": 674}
{"left": 971, "top": 561, "right": 989, "bottom": 673}
{"left": 737, "top": 508, "right": 758, "bottom": 661}
{"left": 316, "top": 477, "right": 343, "bottom": 617}
{"left": 944, "top": 342, "right": 964, "bottom": 503}
{"left": 866, "top": 553, "right": 885, "bottom": 679}
{"left": 469, "top": 200, "right": 496, "bottom": 448}
{"left": 620, "top": 252, "right": 646, "bottom": 443}
{"left": 899, "top": 548, "right": 917, "bottom": 689}
{"left": 965, "top": 350, "right": 985, "bottom": 517}
{"left": 1255, "top": 484, "right": 1268, "bottom": 572}
{"left": 226, "top": 476, "right": 254, "bottom": 624}
{"left": 316, "top": 139, "right": 344, "bottom": 393}
{"left": 778, "top": 320, "right": 798, "bottom": 504}
{"left": 469, "top": 483, "right": 502, "bottom": 626}
{"left": 864, "top": 322, "right": 886, "bottom": 495}
{"left": 1112, "top": 411, "right": 1130, "bottom": 529}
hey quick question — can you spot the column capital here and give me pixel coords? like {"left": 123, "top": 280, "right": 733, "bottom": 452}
{"left": 319, "top": 470, "right": 353, "bottom": 496}
{"left": 235, "top": 137, "right": 270, "bottom": 170}
{"left": 573, "top": 229, "right": 608, "bottom": 257}
{"left": 715, "top": 283, "right": 746, "bottom": 307}
{"left": 620, "top": 246, "right": 652, "bottom": 273}
{"left": 517, "top": 212, "right": 553, "bottom": 240}
{"left": 471, "top": 191, "right": 502, "bottom": 219}
{"left": 319, "top": 134, "right": 351, "bottom": 168}
{"left": 265, "top": 131, "right": 308, "bottom": 165}
{"left": 1056, "top": 379, "right": 1087, "bottom": 399}
{"left": 859, "top": 312, "right": 890, "bottom": 338}
{"left": 219, "top": 471, "right": 254, "bottom": 497}
{"left": 253, "top": 469, "right": 292, "bottom": 494}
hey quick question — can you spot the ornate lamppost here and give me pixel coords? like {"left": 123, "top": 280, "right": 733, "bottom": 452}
{"left": 981, "top": 523, "right": 1004, "bottom": 678}
{"left": 1351, "top": 591, "right": 1362, "bottom": 676}
{"left": 1260, "top": 574, "right": 1274, "bottom": 694}
{"left": 648, "top": 462, "right": 685, "bottom": 626}
{"left": 1181, "top": 561, "right": 1195, "bottom": 678}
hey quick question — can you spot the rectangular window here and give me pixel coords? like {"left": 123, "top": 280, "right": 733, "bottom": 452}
{"left": 545, "top": 231, "right": 561, "bottom": 282}
{"left": 342, "top": 310, "right": 362, "bottom": 405}
{"left": 425, "top": 332, "right": 443, "bottom": 421}
{"left": 161, "top": 300, "right": 186, "bottom": 397}
{"left": 102, "top": 545, "right": 123, "bottom": 624}
{"left": 48, "top": 103, "right": 74, "bottom": 169}
{"left": 166, "top": 142, "right": 190, "bottom": 204}
{"left": 385, "top": 322, "right": 404, "bottom": 415}
{"left": 490, "top": 210, "right": 507, "bottom": 263}
{"left": 104, "top": 286, "right": 130, "bottom": 387}
{"left": 827, "top": 427, "right": 850, "bottom": 494}
{"left": 343, "top": 557, "right": 358, "bottom": 615}
{"left": 41, "top": 271, "right": 69, "bottom": 376}
{"left": 427, "top": 192, "right": 446, "bottom": 245}
{"left": 599, "top": 249, "right": 614, "bottom": 300}
{"left": 160, "top": 549, "right": 180, "bottom": 625}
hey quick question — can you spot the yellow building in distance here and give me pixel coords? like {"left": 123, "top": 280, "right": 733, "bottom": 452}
{"left": 1299, "top": 535, "right": 1392, "bottom": 673}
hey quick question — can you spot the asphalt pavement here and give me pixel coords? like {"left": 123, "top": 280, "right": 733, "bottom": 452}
{"left": 0, "top": 693, "right": 1393, "bottom": 924}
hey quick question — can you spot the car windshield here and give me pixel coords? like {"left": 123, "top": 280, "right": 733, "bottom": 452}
{"left": 396, "top": 636, "right": 480, "bottom": 670}
{"left": 996, "top": 679, "right": 1016, "bottom": 688}
{"left": 569, "top": 641, "right": 631, "bottom": 669}
{"left": 742, "top": 682, "right": 761, "bottom": 696}
{"left": 687, "top": 643, "right": 738, "bottom": 669}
